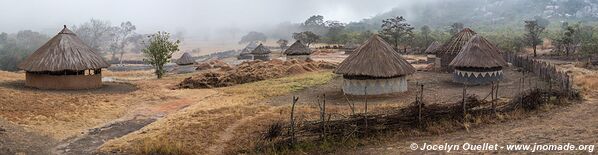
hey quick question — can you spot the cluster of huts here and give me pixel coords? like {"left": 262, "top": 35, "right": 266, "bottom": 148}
{"left": 238, "top": 40, "right": 313, "bottom": 61}
{"left": 333, "top": 28, "right": 508, "bottom": 95}
{"left": 17, "top": 25, "right": 507, "bottom": 95}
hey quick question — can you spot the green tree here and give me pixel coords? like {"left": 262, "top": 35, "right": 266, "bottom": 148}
{"left": 449, "top": 22, "right": 464, "bottom": 35}
{"left": 379, "top": 16, "right": 414, "bottom": 50}
{"left": 524, "top": 20, "right": 545, "bottom": 57}
{"left": 238, "top": 31, "right": 267, "bottom": 44}
{"left": 142, "top": 31, "right": 180, "bottom": 79}
{"left": 293, "top": 31, "right": 320, "bottom": 47}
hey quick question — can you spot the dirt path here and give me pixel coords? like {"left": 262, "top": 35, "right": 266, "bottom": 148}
{"left": 53, "top": 90, "right": 218, "bottom": 155}
{"left": 206, "top": 107, "right": 274, "bottom": 155}
{"left": 0, "top": 118, "right": 57, "bottom": 155}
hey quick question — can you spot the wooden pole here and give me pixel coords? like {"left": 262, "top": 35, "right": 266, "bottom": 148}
{"left": 364, "top": 86, "right": 368, "bottom": 135}
{"left": 462, "top": 84, "right": 467, "bottom": 120}
{"left": 290, "top": 96, "right": 298, "bottom": 144}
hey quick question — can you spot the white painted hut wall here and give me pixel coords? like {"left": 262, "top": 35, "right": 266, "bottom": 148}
{"left": 342, "top": 76, "right": 407, "bottom": 95}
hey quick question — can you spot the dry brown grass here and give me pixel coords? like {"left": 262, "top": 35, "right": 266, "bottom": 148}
{"left": 98, "top": 71, "right": 335, "bottom": 154}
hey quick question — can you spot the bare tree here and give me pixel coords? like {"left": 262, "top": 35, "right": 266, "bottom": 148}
{"left": 276, "top": 39, "right": 289, "bottom": 50}
{"left": 524, "top": 20, "right": 545, "bottom": 57}
{"left": 72, "top": 19, "right": 114, "bottom": 53}
{"left": 109, "top": 21, "right": 137, "bottom": 64}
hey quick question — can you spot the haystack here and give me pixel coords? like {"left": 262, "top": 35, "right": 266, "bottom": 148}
{"left": 250, "top": 43, "right": 272, "bottom": 61}
{"left": 18, "top": 25, "right": 110, "bottom": 89}
{"left": 424, "top": 41, "right": 441, "bottom": 54}
{"left": 176, "top": 52, "right": 195, "bottom": 65}
{"left": 284, "top": 40, "right": 312, "bottom": 60}
{"left": 437, "top": 28, "right": 477, "bottom": 71}
{"left": 335, "top": 34, "right": 416, "bottom": 95}
{"left": 449, "top": 35, "right": 508, "bottom": 85}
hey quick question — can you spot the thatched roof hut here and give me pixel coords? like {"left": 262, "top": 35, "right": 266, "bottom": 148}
{"left": 250, "top": 44, "right": 271, "bottom": 60}
{"left": 436, "top": 28, "right": 477, "bottom": 71}
{"left": 238, "top": 42, "right": 258, "bottom": 60}
{"left": 176, "top": 52, "right": 195, "bottom": 65}
{"left": 284, "top": 40, "right": 311, "bottom": 55}
{"left": 335, "top": 34, "right": 415, "bottom": 95}
{"left": 18, "top": 25, "right": 109, "bottom": 89}
{"left": 449, "top": 35, "right": 508, "bottom": 85}
{"left": 424, "top": 41, "right": 441, "bottom": 54}
{"left": 284, "top": 40, "right": 312, "bottom": 60}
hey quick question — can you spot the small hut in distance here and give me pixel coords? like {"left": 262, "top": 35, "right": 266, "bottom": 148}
{"left": 238, "top": 42, "right": 258, "bottom": 60}
{"left": 343, "top": 42, "right": 359, "bottom": 55}
{"left": 449, "top": 35, "right": 508, "bottom": 85}
{"left": 250, "top": 43, "right": 272, "bottom": 61}
{"left": 18, "top": 25, "right": 110, "bottom": 89}
{"left": 436, "top": 28, "right": 477, "bottom": 72}
{"left": 176, "top": 52, "right": 196, "bottom": 65}
{"left": 284, "top": 40, "right": 312, "bottom": 60}
{"left": 424, "top": 41, "right": 441, "bottom": 54}
{"left": 335, "top": 34, "right": 416, "bottom": 95}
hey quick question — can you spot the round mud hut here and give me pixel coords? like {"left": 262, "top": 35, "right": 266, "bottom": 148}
{"left": 334, "top": 34, "right": 416, "bottom": 95}
{"left": 176, "top": 52, "right": 196, "bottom": 65}
{"left": 449, "top": 35, "right": 508, "bottom": 85}
{"left": 424, "top": 41, "right": 441, "bottom": 54}
{"left": 436, "top": 28, "right": 477, "bottom": 72}
{"left": 250, "top": 43, "right": 272, "bottom": 61}
{"left": 284, "top": 40, "right": 312, "bottom": 60}
{"left": 18, "top": 26, "right": 110, "bottom": 89}
{"left": 238, "top": 42, "right": 258, "bottom": 60}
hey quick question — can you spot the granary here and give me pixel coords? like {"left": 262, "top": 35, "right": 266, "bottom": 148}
{"left": 238, "top": 42, "right": 258, "bottom": 60}
{"left": 436, "top": 28, "right": 477, "bottom": 71}
{"left": 334, "top": 34, "right": 416, "bottom": 95}
{"left": 449, "top": 35, "right": 508, "bottom": 85}
{"left": 18, "top": 25, "right": 110, "bottom": 89}
{"left": 250, "top": 43, "right": 272, "bottom": 61}
{"left": 424, "top": 41, "right": 441, "bottom": 54}
{"left": 343, "top": 42, "right": 359, "bottom": 55}
{"left": 176, "top": 52, "right": 196, "bottom": 65}
{"left": 283, "top": 40, "right": 312, "bottom": 60}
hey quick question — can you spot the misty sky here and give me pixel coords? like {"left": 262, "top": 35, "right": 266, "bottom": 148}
{"left": 0, "top": 0, "right": 417, "bottom": 36}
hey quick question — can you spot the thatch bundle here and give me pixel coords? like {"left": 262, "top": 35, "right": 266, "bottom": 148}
{"left": 335, "top": 34, "right": 415, "bottom": 78}
{"left": 18, "top": 26, "right": 109, "bottom": 72}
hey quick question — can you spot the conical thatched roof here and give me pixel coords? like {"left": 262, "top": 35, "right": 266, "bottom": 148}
{"left": 18, "top": 26, "right": 109, "bottom": 72}
{"left": 335, "top": 34, "right": 415, "bottom": 78}
{"left": 424, "top": 41, "right": 441, "bottom": 54}
{"left": 250, "top": 44, "right": 271, "bottom": 55}
{"left": 437, "top": 28, "right": 477, "bottom": 55}
{"left": 176, "top": 52, "right": 195, "bottom": 65}
{"left": 284, "top": 40, "right": 312, "bottom": 55}
{"left": 449, "top": 35, "right": 508, "bottom": 68}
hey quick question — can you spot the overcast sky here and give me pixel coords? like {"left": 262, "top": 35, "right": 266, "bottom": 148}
{"left": 0, "top": 0, "right": 417, "bottom": 35}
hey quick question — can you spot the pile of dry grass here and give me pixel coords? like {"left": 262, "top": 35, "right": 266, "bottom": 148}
{"left": 178, "top": 59, "right": 337, "bottom": 89}
{"left": 195, "top": 60, "right": 232, "bottom": 71}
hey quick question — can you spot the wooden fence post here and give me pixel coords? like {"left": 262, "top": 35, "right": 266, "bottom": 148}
{"left": 290, "top": 96, "right": 298, "bottom": 144}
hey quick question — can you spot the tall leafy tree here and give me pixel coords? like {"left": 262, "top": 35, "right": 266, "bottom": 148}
{"left": 238, "top": 31, "right": 267, "bottom": 44}
{"left": 292, "top": 31, "right": 320, "bottom": 47}
{"left": 378, "top": 16, "right": 414, "bottom": 50}
{"left": 142, "top": 31, "right": 180, "bottom": 79}
{"left": 524, "top": 20, "right": 545, "bottom": 57}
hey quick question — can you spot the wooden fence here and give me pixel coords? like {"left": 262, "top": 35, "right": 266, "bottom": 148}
{"left": 504, "top": 53, "right": 575, "bottom": 94}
